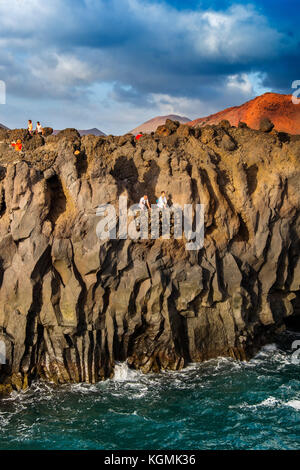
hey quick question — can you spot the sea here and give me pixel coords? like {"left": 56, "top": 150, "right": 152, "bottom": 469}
{"left": 0, "top": 332, "right": 299, "bottom": 450}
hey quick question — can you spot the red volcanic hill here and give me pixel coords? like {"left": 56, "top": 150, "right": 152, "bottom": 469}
{"left": 189, "top": 93, "right": 300, "bottom": 135}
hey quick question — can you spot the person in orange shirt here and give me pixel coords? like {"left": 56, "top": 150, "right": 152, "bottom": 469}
{"left": 11, "top": 139, "right": 22, "bottom": 151}
{"left": 136, "top": 133, "right": 143, "bottom": 141}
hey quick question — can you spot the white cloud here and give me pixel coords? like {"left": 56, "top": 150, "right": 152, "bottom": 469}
{"left": 150, "top": 93, "right": 214, "bottom": 119}
{"left": 181, "top": 4, "right": 288, "bottom": 61}
{"left": 227, "top": 72, "right": 270, "bottom": 96}
{"left": 29, "top": 53, "right": 93, "bottom": 87}
{"left": 227, "top": 73, "right": 253, "bottom": 95}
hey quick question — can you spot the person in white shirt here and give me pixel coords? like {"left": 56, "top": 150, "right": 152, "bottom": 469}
{"left": 157, "top": 191, "right": 168, "bottom": 209}
{"left": 139, "top": 195, "right": 150, "bottom": 211}
{"left": 36, "top": 122, "right": 43, "bottom": 135}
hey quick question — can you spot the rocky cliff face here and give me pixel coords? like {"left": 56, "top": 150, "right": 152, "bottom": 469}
{"left": 0, "top": 121, "right": 300, "bottom": 394}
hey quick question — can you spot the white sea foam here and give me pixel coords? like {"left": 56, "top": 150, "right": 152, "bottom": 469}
{"left": 69, "top": 382, "right": 99, "bottom": 394}
{"left": 113, "top": 362, "right": 141, "bottom": 382}
{"left": 258, "top": 396, "right": 280, "bottom": 407}
{"left": 285, "top": 400, "right": 300, "bottom": 410}
{"left": 230, "top": 396, "right": 280, "bottom": 410}
{"left": 230, "top": 395, "right": 300, "bottom": 412}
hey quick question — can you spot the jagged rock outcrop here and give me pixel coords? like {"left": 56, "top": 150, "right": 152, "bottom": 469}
{"left": 130, "top": 115, "right": 191, "bottom": 135}
{"left": 260, "top": 117, "right": 275, "bottom": 133}
{"left": 0, "top": 122, "right": 300, "bottom": 394}
{"left": 53, "top": 128, "right": 106, "bottom": 137}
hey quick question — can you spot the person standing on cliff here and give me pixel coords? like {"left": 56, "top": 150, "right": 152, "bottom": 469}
{"left": 28, "top": 120, "right": 33, "bottom": 135}
{"left": 36, "top": 121, "right": 43, "bottom": 135}
{"left": 136, "top": 132, "right": 143, "bottom": 141}
{"left": 157, "top": 191, "right": 168, "bottom": 209}
{"left": 157, "top": 191, "right": 168, "bottom": 237}
{"left": 139, "top": 195, "right": 150, "bottom": 211}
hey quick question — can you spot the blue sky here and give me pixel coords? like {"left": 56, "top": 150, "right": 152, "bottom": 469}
{"left": 0, "top": 0, "right": 299, "bottom": 134}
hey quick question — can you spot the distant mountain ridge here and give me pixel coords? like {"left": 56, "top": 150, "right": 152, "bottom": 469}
{"left": 130, "top": 114, "right": 191, "bottom": 135}
{"left": 189, "top": 92, "right": 300, "bottom": 135}
{"left": 77, "top": 128, "right": 106, "bottom": 137}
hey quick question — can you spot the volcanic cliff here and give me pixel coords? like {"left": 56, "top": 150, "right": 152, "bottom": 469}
{"left": 0, "top": 120, "right": 300, "bottom": 394}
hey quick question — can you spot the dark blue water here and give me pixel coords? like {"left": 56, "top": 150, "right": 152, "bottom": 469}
{"left": 0, "top": 340, "right": 299, "bottom": 450}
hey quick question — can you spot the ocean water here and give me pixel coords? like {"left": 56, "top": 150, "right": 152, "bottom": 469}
{"left": 0, "top": 335, "right": 299, "bottom": 450}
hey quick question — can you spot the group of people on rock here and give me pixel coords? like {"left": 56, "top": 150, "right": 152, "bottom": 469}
{"left": 10, "top": 120, "right": 44, "bottom": 152}
{"left": 28, "top": 120, "right": 43, "bottom": 135}
{"left": 139, "top": 191, "right": 168, "bottom": 211}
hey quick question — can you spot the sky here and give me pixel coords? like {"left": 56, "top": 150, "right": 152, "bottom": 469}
{"left": 0, "top": 0, "right": 299, "bottom": 134}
